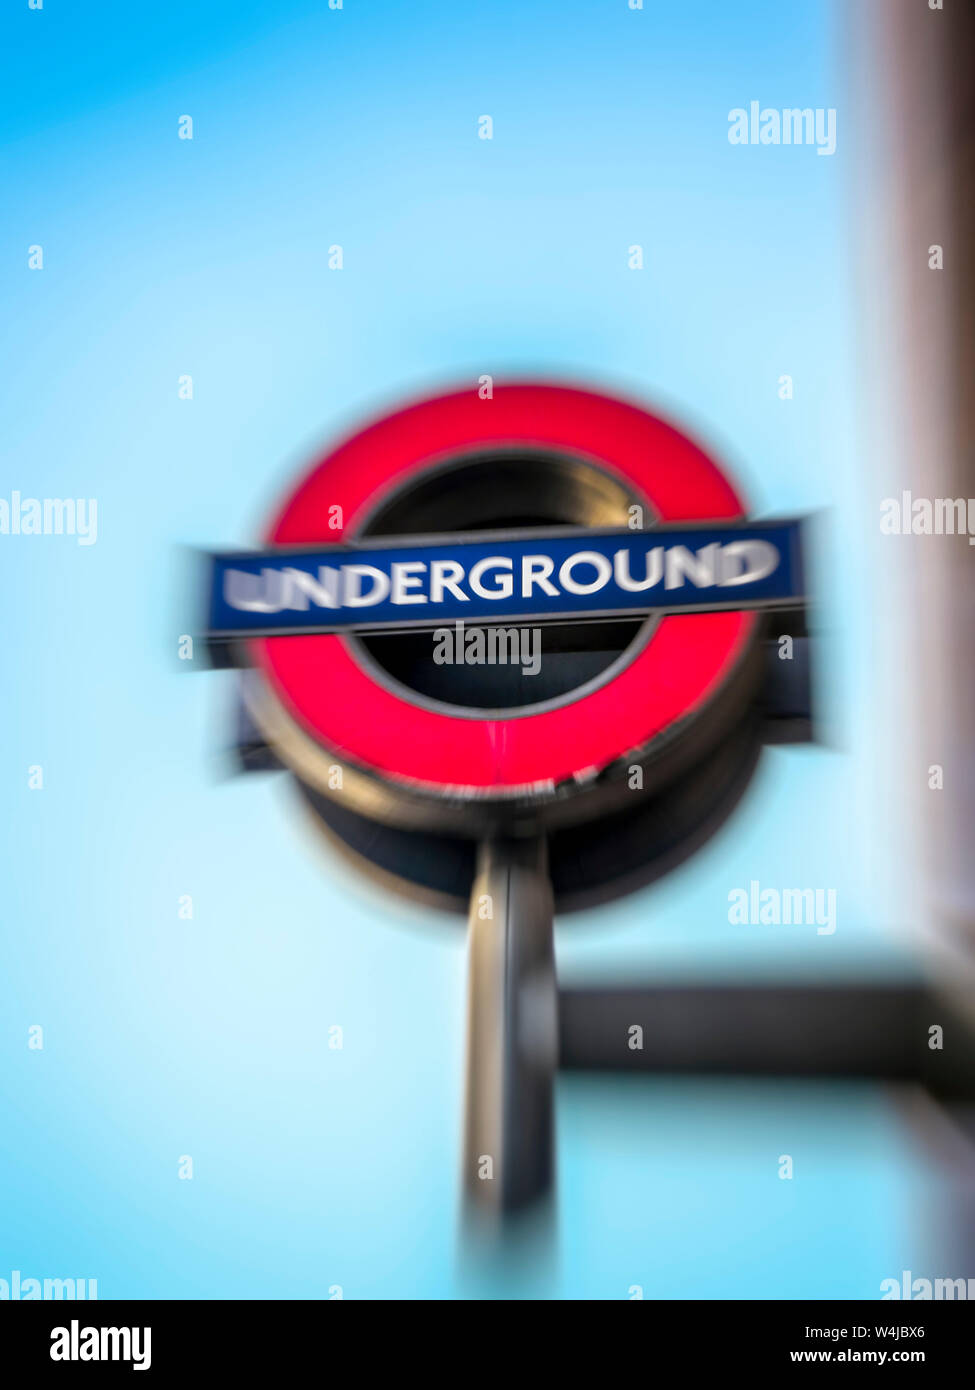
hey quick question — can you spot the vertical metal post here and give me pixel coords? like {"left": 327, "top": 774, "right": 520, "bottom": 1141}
{"left": 463, "top": 835, "right": 558, "bottom": 1225}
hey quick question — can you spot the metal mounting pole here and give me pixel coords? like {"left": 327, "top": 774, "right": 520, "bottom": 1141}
{"left": 463, "top": 835, "right": 558, "bottom": 1225}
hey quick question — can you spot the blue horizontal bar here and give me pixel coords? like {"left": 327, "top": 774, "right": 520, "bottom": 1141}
{"left": 205, "top": 520, "right": 804, "bottom": 638}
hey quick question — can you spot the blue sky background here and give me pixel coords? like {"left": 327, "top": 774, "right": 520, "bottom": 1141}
{"left": 0, "top": 0, "right": 937, "bottom": 1298}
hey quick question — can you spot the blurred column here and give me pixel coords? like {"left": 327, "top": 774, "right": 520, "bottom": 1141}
{"left": 853, "top": 0, "right": 975, "bottom": 1273}
{"left": 854, "top": 0, "right": 975, "bottom": 993}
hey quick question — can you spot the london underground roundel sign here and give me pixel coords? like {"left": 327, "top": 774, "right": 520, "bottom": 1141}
{"left": 204, "top": 384, "right": 804, "bottom": 835}
{"left": 201, "top": 381, "right": 808, "bottom": 1219}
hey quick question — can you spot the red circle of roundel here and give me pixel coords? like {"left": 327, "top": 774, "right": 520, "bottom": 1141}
{"left": 251, "top": 385, "right": 756, "bottom": 793}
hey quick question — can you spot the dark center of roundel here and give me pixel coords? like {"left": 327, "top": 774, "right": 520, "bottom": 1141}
{"left": 354, "top": 448, "right": 649, "bottom": 711}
